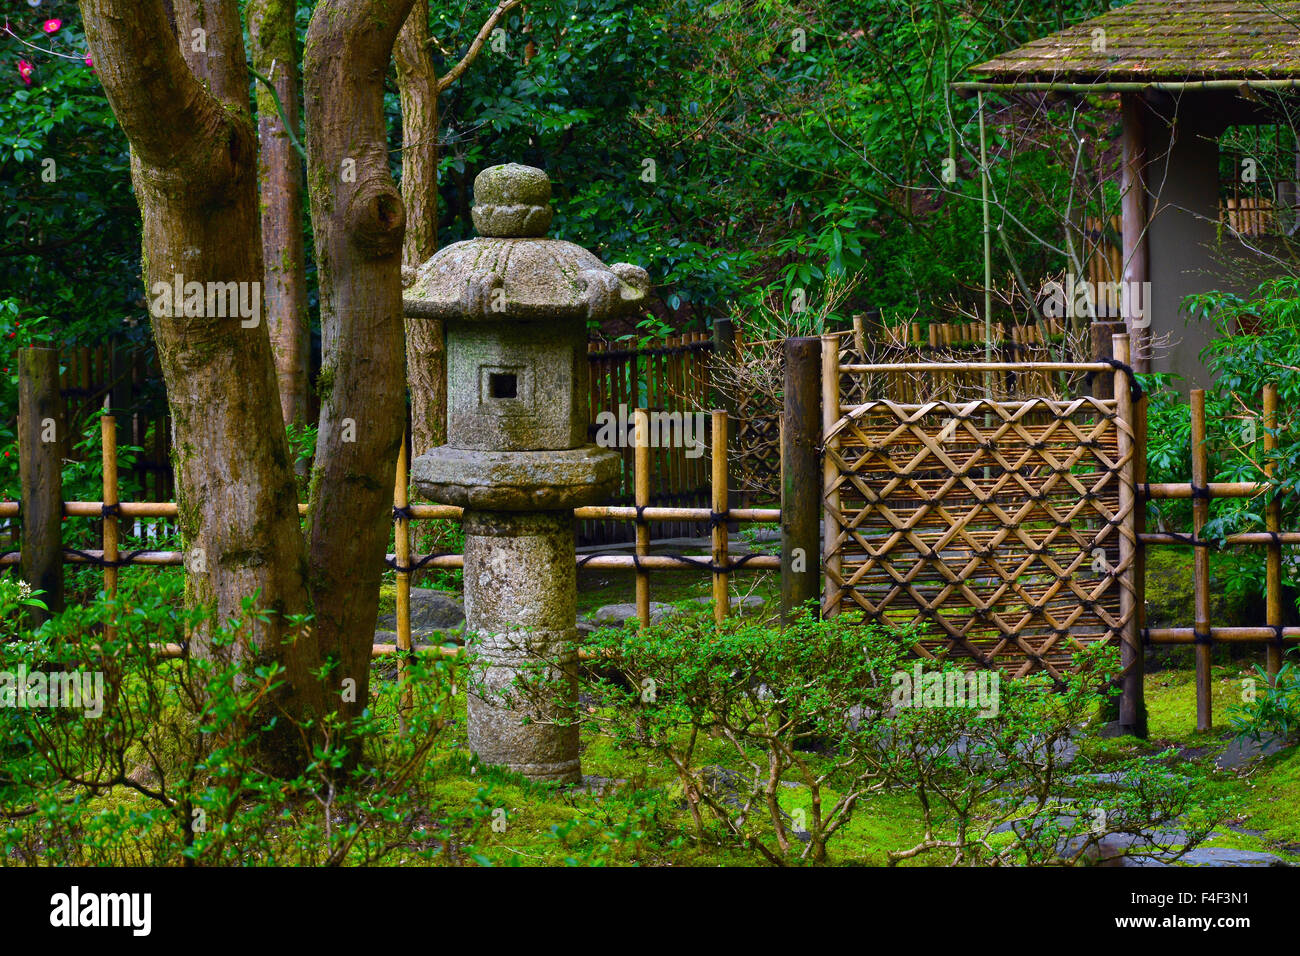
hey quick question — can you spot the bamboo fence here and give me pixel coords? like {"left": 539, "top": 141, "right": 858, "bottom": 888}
{"left": 585, "top": 332, "right": 716, "bottom": 541}
{"left": 1139, "top": 385, "right": 1300, "bottom": 732}
{"left": 1, "top": 398, "right": 780, "bottom": 690}
{"left": 822, "top": 334, "right": 1140, "bottom": 686}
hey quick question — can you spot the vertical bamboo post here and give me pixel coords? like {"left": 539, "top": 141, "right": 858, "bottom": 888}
{"left": 18, "top": 347, "right": 64, "bottom": 622}
{"left": 1264, "top": 383, "right": 1283, "bottom": 681}
{"left": 781, "top": 338, "right": 822, "bottom": 624}
{"left": 713, "top": 319, "right": 740, "bottom": 518}
{"left": 710, "top": 408, "right": 729, "bottom": 624}
{"left": 1113, "top": 334, "right": 1146, "bottom": 735}
{"left": 101, "top": 408, "right": 119, "bottom": 639}
{"left": 821, "top": 336, "right": 841, "bottom": 618}
{"left": 1133, "top": 388, "right": 1148, "bottom": 736}
{"left": 394, "top": 434, "right": 413, "bottom": 732}
{"left": 977, "top": 91, "right": 993, "bottom": 400}
{"left": 1191, "top": 388, "right": 1212, "bottom": 732}
{"left": 634, "top": 407, "right": 651, "bottom": 628}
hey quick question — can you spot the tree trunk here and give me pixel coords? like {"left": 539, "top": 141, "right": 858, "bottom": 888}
{"left": 303, "top": 0, "right": 414, "bottom": 725}
{"left": 248, "top": 0, "right": 311, "bottom": 427}
{"left": 80, "top": 0, "right": 322, "bottom": 775}
{"left": 396, "top": 0, "right": 447, "bottom": 454}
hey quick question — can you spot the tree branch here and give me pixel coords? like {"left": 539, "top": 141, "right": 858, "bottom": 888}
{"left": 436, "top": 0, "right": 522, "bottom": 94}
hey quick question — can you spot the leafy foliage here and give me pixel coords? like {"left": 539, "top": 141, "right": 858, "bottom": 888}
{"left": 571, "top": 607, "right": 1218, "bottom": 865}
{"left": 1143, "top": 278, "right": 1300, "bottom": 607}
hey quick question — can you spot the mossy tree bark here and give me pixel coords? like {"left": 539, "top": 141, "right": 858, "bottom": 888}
{"left": 79, "top": 0, "right": 323, "bottom": 774}
{"left": 396, "top": 0, "right": 521, "bottom": 459}
{"left": 396, "top": 0, "right": 447, "bottom": 455}
{"left": 248, "top": 0, "right": 310, "bottom": 428}
{"left": 303, "top": 0, "right": 415, "bottom": 726}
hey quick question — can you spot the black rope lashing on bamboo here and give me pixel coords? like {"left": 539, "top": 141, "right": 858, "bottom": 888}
{"left": 1084, "top": 356, "right": 1145, "bottom": 403}
{"left": 386, "top": 550, "right": 455, "bottom": 573}
{"left": 392, "top": 504, "right": 415, "bottom": 522}
{"left": 101, "top": 503, "right": 121, "bottom": 518}
{"left": 1151, "top": 530, "right": 1214, "bottom": 548}
{"left": 576, "top": 551, "right": 768, "bottom": 573}
{"left": 1193, "top": 629, "right": 1213, "bottom": 646}
{"left": 1190, "top": 484, "right": 1211, "bottom": 500}
{"left": 61, "top": 547, "right": 157, "bottom": 568}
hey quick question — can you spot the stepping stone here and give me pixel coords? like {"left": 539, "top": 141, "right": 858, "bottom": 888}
{"left": 591, "top": 602, "right": 679, "bottom": 626}
{"left": 1168, "top": 847, "right": 1291, "bottom": 867}
{"left": 373, "top": 629, "right": 460, "bottom": 648}
{"left": 376, "top": 588, "right": 464, "bottom": 632}
{"left": 1214, "top": 733, "right": 1293, "bottom": 771}
{"left": 588, "top": 595, "right": 765, "bottom": 627}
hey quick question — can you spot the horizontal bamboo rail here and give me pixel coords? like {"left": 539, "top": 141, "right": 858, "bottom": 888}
{"left": 5, "top": 401, "right": 780, "bottom": 698}
{"left": 1143, "top": 482, "right": 1267, "bottom": 499}
{"left": 145, "top": 640, "right": 616, "bottom": 661}
{"left": 1141, "top": 532, "right": 1300, "bottom": 546}
{"left": 0, "top": 501, "right": 779, "bottom": 523}
{"left": 840, "top": 362, "right": 1115, "bottom": 373}
{"left": 1147, "top": 627, "right": 1300, "bottom": 644}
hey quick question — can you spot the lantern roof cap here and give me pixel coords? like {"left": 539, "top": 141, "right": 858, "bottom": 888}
{"left": 403, "top": 164, "right": 649, "bottom": 322}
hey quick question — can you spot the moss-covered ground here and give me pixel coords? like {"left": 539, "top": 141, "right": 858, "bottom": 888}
{"left": 17, "top": 556, "right": 1299, "bottom": 866}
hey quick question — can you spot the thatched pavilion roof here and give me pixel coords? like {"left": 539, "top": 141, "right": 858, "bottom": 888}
{"left": 970, "top": 1, "right": 1300, "bottom": 84}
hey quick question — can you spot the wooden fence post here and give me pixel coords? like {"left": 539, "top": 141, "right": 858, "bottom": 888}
{"left": 1114, "top": 333, "right": 1145, "bottom": 735}
{"left": 1132, "top": 387, "right": 1148, "bottom": 736}
{"left": 394, "top": 434, "right": 412, "bottom": 732}
{"left": 634, "top": 407, "right": 651, "bottom": 628}
{"left": 18, "top": 347, "right": 64, "bottom": 621}
{"left": 102, "top": 409, "right": 119, "bottom": 640}
{"left": 1191, "top": 388, "right": 1213, "bottom": 732}
{"left": 710, "top": 408, "right": 730, "bottom": 624}
{"left": 1264, "top": 383, "right": 1283, "bottom": 681}
{"left": 712, "top": 318, "right": 741, "bottom": 517}
{"left": 821, "top": 336, "right": 841, "bottom": 618}
{"left": 781, "top": 337, "right": 821, "bottom": 624}
{"left": 1090, "top": 320, "right": 1124, "bottom": 400}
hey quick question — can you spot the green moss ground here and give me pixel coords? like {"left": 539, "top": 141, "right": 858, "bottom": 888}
{"left": 26, "top": 555, "right": 1300, "bottom": 866}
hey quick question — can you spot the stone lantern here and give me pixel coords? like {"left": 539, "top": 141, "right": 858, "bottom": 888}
{"left": 404, "top": 163, "right": 647, "bottom": 783}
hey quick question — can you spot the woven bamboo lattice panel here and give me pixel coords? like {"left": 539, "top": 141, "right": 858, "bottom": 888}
{"left": 824, "top": 396, "right": 1137, "bottom": 682}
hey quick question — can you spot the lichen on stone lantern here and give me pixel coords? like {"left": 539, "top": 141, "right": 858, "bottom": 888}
{"left": 403, "top": 163, "right": 648, "bottom": 783}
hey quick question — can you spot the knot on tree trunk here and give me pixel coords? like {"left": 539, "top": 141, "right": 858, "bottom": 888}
{"left": 347, "top": 180, "right": 406, "bottom": 258}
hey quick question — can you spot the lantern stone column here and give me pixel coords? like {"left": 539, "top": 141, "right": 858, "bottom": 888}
{"left": 462, "top": 510, "right": 579, "bottom": 780}
{"left": 404, "top": 163, "right": 647, "bottom": 783}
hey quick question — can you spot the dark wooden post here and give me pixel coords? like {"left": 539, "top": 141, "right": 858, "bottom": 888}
{"left": 1128, "top": 390, "right": 1149, "bottom": 737}
{"left": 1120, "top": 93, "right": 1151, "bottom": 373}
{"left": 18, "top": 347, "right": 64, "bottom": 620}
{"left": 1114, "top": 334, "right": 1146, "bottom": 736}
{"left": 781, "top": 337, "right": 821, "bottom": 623}
{"left": 1089, "top": 320, "right": 1124, "bottom": 399}
{"left": 1264, "top": 383, "right": 1284, "bottom": 681}
{"left": 1191, "top": 388, "right": 1212, "bottom": 732}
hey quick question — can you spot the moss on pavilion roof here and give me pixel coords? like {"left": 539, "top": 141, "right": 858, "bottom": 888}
{"left": 970, "top": 0, "right": 1300, "bottom": 82}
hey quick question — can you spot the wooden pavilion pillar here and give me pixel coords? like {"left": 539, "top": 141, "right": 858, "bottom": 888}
{"left": 1120, "top": 92, "right": 1152, "bottom": 372}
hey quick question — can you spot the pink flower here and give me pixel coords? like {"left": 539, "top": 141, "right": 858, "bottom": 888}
{"left": 84, "top": 53, "right": 93, "bottom": 68}
{"left": 42, "top": 19, "right": 61, "bottom": 34}
{"left": 17, "top": 60, "right": 33, "bottom": 86}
